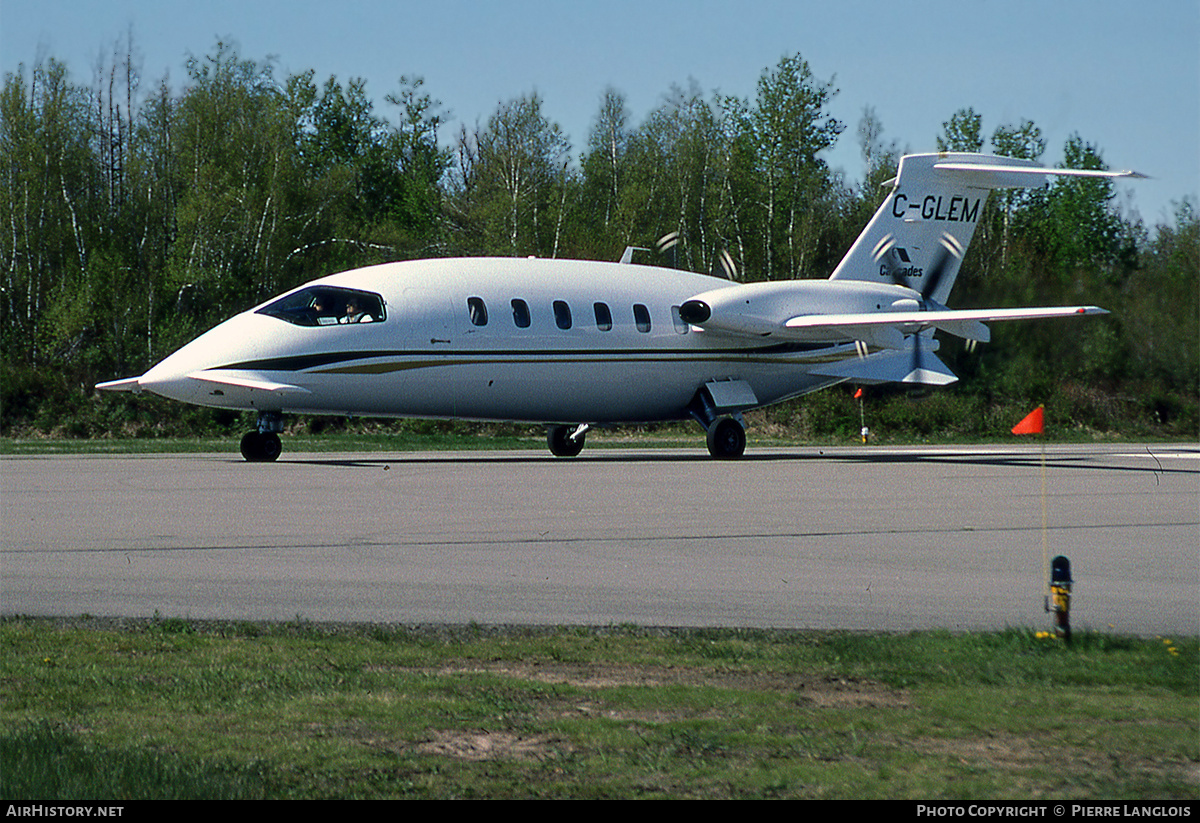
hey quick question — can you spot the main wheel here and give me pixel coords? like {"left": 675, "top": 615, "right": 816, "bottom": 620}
{"left": 706, "top": 417, "right": 746, "bottom": 459}
{"left": 547, "top": 425, "right": 585, "bottom": 457}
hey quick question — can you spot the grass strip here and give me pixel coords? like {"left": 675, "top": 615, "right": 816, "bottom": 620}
{"left": 1, "top": 618, "right": 1195, "bottom": 800}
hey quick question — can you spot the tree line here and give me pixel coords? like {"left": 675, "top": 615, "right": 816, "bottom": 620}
{"left": 1, "top": 40, "right": 1195, "bottom": 438}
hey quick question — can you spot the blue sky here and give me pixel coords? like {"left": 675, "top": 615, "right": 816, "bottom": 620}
{"left": 2, "top": 0, "right": 1197, "bottom": 228}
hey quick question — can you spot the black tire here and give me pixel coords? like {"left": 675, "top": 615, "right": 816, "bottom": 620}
{"left": 259, "top": 432, "right": 282, "bottom": 462}
{"left": 706, "top": 417, "right": 746, "bottom": 459}
{"left": 240, "top": 431, "right": 262, "bottom": 461}
{"left": 240, "top": 430, "right": 282, "bottom": 462}
{"left": 547, "top": 425, "right": 585, "bottom": 457}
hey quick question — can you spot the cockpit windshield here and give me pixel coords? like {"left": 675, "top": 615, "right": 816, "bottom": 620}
{"left": 257, "top": 286, "right": 386, "bottom": 327}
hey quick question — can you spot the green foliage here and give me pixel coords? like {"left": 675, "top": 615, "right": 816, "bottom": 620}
{"left": 937, "top": 107, "right": 983, "bottom": 153}
{"left": 578, "top": 88, "right": 633, "bottom": 252}
{"left": 1123, "top": 200, "right": 1200, "bottom": 401}
{"left": 0, "top": 59, "right": 98, "bottom": 369}
{"left": 724, "top": 54, "right": 846, "bottom": 280}
{"left": 855, "top": 106, "right": 902, "bottom": 198}
{"left": 1016, "top": 134, "right": 1131, "bottom": 275}
{"left": 448, "top": 92, "right": 572, "bottom": 257}
{"left": 991, "top": 118, "right": 1046, "bottom": 161}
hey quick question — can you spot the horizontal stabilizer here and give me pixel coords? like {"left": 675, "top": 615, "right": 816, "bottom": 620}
{"left": 828, "top": 153, "right": 1143, "bottom": 305}
{"left": 932, "top": 161, "right": 1148, "bottom": 183}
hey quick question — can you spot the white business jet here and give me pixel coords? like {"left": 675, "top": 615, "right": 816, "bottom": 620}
{"left": 97, "top": 152, "right": 1142, "bottom": 461}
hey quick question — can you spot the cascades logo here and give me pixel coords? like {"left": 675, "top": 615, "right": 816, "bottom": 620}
{"left": 878, "top": 246, "right": 923, "bottom": 279}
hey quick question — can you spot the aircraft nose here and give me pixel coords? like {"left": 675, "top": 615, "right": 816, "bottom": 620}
{"left": 136, "top": 355, "right": 199, "bottom": 404}
{"left": 133, "top": 311, "right": 267, "bottom": 403}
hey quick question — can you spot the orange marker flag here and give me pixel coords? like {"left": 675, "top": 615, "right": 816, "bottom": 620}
{"left": 1012, "top": 405, "right": 1044, "bottom": 435}
{"left": 853, "top": 388, "right": 864, "bottom": 399}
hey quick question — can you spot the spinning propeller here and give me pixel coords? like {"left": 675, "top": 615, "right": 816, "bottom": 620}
{"left": 713, "top": 248, "right": 738, "bottom": 280}
{"left": 656, "top": 232, "right": 680, "bottom": 269}
{"left": 654, "top": 231, "right": 739, "bottom": 280}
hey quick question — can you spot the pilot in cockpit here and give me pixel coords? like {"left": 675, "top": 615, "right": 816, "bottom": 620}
{"left": 341, "top": 296, "right": 373, "bottom": 323}
{"left": 310, "top": 294, "right": 337, "bottom": 325}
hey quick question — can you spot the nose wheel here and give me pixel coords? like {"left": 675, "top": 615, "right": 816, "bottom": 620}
{"left": 241, "top": 411, "right": 284, "bottom": 462}
{"left": 240, "top": 430, "right": 282, "bottom": 462}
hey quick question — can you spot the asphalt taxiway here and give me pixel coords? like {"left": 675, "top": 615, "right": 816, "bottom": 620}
{"left": 1, "top": 444, "right": 1196, "bottom": 634}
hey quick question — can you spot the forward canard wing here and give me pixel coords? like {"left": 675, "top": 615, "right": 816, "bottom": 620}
{"left": 96, "top": 370, "right": 310, "bottom": 401}
{"left": 182, "top": 370, "right": 311, "bottom": 394}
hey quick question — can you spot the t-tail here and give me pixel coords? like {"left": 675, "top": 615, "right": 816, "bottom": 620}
{"left": 829, "top": 152, "right": 1144, "bottom": 306}
{"left": 677, "top": 152, "right": 1143, "bottom": 388}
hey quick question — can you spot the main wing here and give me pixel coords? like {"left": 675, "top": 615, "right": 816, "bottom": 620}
{"left": 782, "top": 304, "right": 1109, "bottom": 346}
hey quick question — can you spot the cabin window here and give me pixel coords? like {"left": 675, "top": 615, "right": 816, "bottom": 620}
{"left": 511, "top": 298, "right": 530, "bottom": 328}
{"left": 593, "top": 302, "right": 613, "bottom": 331}
{"left": 467, "top": 296, "right": 488, "bottom": 326}
{"left": 671, "top": 305, "right": 689, "bottom": 334}
{"left": 553, "top": 300, "right": 572, "bottom": 330}
{"left": 257, "top": 286, "right": 385, "bottom": 327}
{"left": 633, "top": 303, "right": 652, "bottom": 333}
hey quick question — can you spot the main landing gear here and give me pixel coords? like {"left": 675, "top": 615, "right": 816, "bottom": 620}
{"left": 545, "top": 416, "right": 747, "bottom": 459}
{"left": 687, "top": 384, "right": 748, "bottom": 459}
{"left": 547, "top": 424, "right": 587, "bottom": 457}
{"left": 240, "top": 411, "right": 284, "bottom": 462}
{"left": 705, "top": 416, "right": 746, "bottom": 459}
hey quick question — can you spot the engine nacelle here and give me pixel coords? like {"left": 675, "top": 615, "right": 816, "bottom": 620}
{"left": 680, "top": 279, "right": 921, "bottom": 342}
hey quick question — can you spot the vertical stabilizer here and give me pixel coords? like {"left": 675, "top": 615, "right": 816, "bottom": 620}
{"left": 829, "top": 153, "right": 1049, "bottom": 304}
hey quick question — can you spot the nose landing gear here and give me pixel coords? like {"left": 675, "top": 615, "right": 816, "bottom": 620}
{"left": 240, "top": 430, "right": 281, "bottom": 462}
{"left": 240, "top": 411, "right": 284, "bottom": 462}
